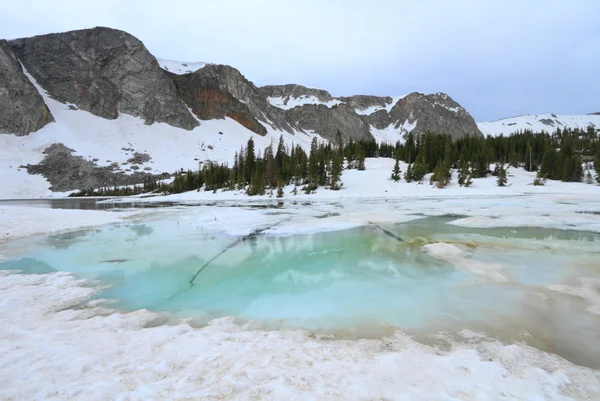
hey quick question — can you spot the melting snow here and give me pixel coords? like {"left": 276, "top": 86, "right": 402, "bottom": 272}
{"left": 267, "top": 95, "right": 343, "bottom": 110}
{"left": 478, "top": 113, "right": 600, "bottom": 137}
{"left": 156, "top": 58, "right": 206, "bottom": 75}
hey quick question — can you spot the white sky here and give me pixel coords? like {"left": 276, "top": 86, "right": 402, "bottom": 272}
{"left": 1, "top": 0, "right": 598, "bottom": 121}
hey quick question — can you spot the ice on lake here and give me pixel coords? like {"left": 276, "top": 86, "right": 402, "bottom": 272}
{"left": 2, "top": 213, "right": 600, "bottom": 367}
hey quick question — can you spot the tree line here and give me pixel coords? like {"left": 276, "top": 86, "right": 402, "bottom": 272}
{"left": 72, "top": 125, "right": 600, "bottom": 197}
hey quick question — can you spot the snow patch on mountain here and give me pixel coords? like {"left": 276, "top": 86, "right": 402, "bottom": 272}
{"left": 156, "top": 58, "right": 206, "bottom": 75}
{"left": 0, "top": 66, "right": 322, "bottom": 199}
{"left": 267, "top": 95, "right": 343, "bottom": 110}
{"left": 478, "top": 113, "right": 600, "bottom": 137}
{"left": 369, "top": 125, "right": 404, "bottom": 144}
{"left": 354, "top": 95, "right": 406, "bottom": 116}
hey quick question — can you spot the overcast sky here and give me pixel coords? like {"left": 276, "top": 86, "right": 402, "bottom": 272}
{"left": 1, "top": 0, "right": 598, "bottom": 121}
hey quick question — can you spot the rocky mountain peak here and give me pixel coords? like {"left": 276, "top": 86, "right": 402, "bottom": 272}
{"left": 260, "top": 84, "right": 335, "bottom": 104}
{"left": 337, "top": 95, "right": 394, "bottom": 114}
{"left": 0, "top": 39, "right": 53, "bottom": 136}
{"left": 10, "top": 26, "right": 198, "bottom": 130}
{"left": 389, "top": 92, "right": 481, "bottom": 139}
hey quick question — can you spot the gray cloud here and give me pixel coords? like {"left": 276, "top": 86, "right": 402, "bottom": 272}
{"left": 1, "top": 0, "right": 598, "bottom": 120}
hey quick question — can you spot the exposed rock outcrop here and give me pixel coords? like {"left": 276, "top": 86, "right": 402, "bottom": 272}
{"left": 338, "top": 95, "right": 393, "bottom": 113}
{"left": 24, "top": 143, "right": 169, "bottom": 192}
{"left": 261, "top": 84, "right": 335, "bottom": 103}
{"left": 0, "top": 40, "right": 53, "bottom": 135}
{"left": 284, "top": 103, "right": 373, "bottom": 142}
{"left": 169, "top": 70, "right": 267, "bottom": 136}
{"left": 389, "top": 93, "right": 482, "bottom": 139}
{"left": 363, "top": 109, "right": 393, "bottom": 130}
{"left": 10, "top": 27, "right": 197, "bottom": 130}
{"left": 194, "top": 65, "right": 293, "bottom": 133}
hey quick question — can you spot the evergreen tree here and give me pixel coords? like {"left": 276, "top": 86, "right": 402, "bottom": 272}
{"left": 330, "top": 151, "right": 343, "bottom": 190}
{"left": 595, "top": 151, "right": 600, "bottom": 184}
{"left": 464, "top": 174, "right": 473, "bottom": 187}
{"left": 391, "top": 158, "right": 401, "bottom": 182}
{"left": 430, "top": 159, "right": 451, "bottom": 188}
{"left": 356, "top": 146, "right": 366, "bottom": 170}
{"left": 496, "top": 163, "right": 508, "bottom": 187}
{"left": 404, "top": 163, "right": 413, "bottom": 183}
{"left": 586, "top": 171, "right": 594, "bottom": 184}
{"left": 458, "top": 159, "right": 469, "bottom": 186}
{"left": 245, "top": 138, "right": 255, "bottom": 183}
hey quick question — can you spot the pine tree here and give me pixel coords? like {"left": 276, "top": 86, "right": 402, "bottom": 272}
{"left": 464, "top": 174, "right": 473, "bottom": 187}
{"left": 404, "top": 163, "right": 413, "bottom": 183}
{"left": 330, "top": 151, "right": 343, "bottom": 190}
{"left": 595, "top": 151, "right": 600, "bottom": 184}
{"left": 457, "top": 159, "right": 469, "bottom": 186}
{"left": 356, "top": 146, "right": 366, "bottom": 171}
{"left": 391, "top": 158, "right": 401, "bottom": 182}
{"left": 496, "top": 163, "right": 508, "bottom": 187}
{"left": 430, "top": 159, "right": 451, "bottom": 189}
{"left": 586, "top": 171, "right": 594, "bottom": 184}
{"left": 276, "top": 185, "right": 284, "bottom": 198}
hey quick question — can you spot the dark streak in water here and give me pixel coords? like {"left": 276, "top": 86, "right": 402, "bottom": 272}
{"left": 372, "top": 224, "right": 404, "bottom": 242}
{"left": 188, "top": 217, "right": 291, "bottom": 286}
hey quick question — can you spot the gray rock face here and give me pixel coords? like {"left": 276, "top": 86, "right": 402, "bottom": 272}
{"left": 389, "top": 93, "right": 482, "bottom": 139}
{"left": 196, "top": 65, "right": 293, "bottom": 133}
{"left": 261, "top": 84, "right": 335, "bottom": 103}
{"left": 169, "top": 69, "right": 267, "bottom": 136}
{"left": 24, "top": 143, "right": 168, "bottom": 192}
{"left": 10, "top": 27, "right": 197, "bottom": 130}
{"left": 363, "top": 109, "right": 393, "bottom": 130}
{"left": 0, "top": 40, "right": 53, "bottom": 136}
{"left": 284, "top": 103, "right": 373, "bottom": 142}
{"left": 338, "top": 95, "right": 392, "bottom": 113}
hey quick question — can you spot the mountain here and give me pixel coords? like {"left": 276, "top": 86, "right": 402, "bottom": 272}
{"left": 0, "top": 40, "right": 53, "bottom": 135}
{"left": 0, "top": 26, "right": 484, "bottom": 198}
{"left": 478, "top": 113, "right": 600, "bottom": 137}
{"left": 10, "top": 27, "right": 198, "bottom": 130}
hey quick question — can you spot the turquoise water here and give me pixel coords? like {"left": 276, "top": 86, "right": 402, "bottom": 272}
{"left": 2, "top": 216, "right": 600, "bottom": 362}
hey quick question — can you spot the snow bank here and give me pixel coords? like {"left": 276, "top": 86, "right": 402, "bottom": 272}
{"left": 156, "top": 58, "right": 206, "bottom": 74}
{"left": 423, "top": 242, "right": 508, "bottom": 282}
{"left": 0, "top": 205, "right": 146, "bottom": 243}
{"left": 1, "top": 270, "right": 599, "bottom": 400}
{"left": 478, "top": 113, "right": 600, "bottom": 137}
{"left": 267, "top": 95, "right": 342, "bottom": 109}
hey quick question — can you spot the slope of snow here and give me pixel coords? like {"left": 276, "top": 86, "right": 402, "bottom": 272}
{"left": 156, "top": 58, "right": 206, "bottom": 75}
{"left": 369, "top": 124, "right": 405, "bottom": 144}
{"left": 354, "top": 95, "right": 406, "bottom": 116}
{"left": 478, "top": 113, "right": 600, "bottom": 137}
{"left": 0, "top": 67, "right": 321, "bottom": 199}
{"left": 267, "top": 95, "right": 343, "bottom": 110}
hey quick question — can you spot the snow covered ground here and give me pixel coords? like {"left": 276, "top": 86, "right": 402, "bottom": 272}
{"left": 478, "top": 113, "right": 600, "bottom": 137}
{"left": 2, "top": 269, "right": 599, "bottom": 400}
{"left": 123, "top": 158, "right": 600, "bottom": 211}
{"left": 1, "top": 192, "right": 600, "bottom": 399}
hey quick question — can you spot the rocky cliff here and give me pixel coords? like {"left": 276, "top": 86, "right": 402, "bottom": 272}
{"left": 193, "top": 65, "right": 294, "bottom": 133}
{"left": 169, "top": 69, "right": 267, "bottom": 136}
{"left": 10, "top": 27, "right": 197, "bottom": 130}
{"left": 284, "top": 103, "right": 373, "bottom": 141}
{"left": 388, "top": 93, "right": 481, "bottom": 139}
{"left": 0, "top": 40, "right": 53, "bottom": 135}
{"left": 260, "top": 85, "right": 482, "bottom": 141}
{"left": 2, "top": 26, "right": 482, "bottom": 143}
